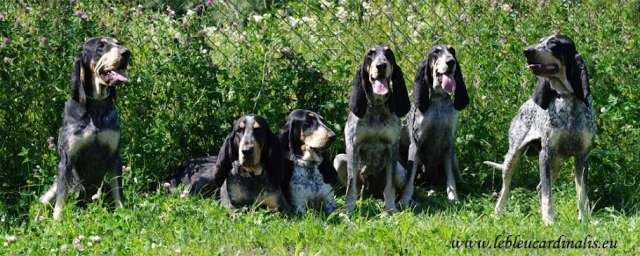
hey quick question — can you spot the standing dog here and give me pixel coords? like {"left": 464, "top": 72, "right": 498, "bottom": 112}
{"left": 39, "top": 37, "right": 131, "bottom": 220}
{"left": 406, "top": 45, "right": 469, "bottom": 202}
{"left": 279, "top": 109, "right": 337, "bottom": 215}
{"left": 484, "top": 34, "right": 595, "bottom": 225}
{"left": 333, "top": 45, "right": 411, "bottom": 212}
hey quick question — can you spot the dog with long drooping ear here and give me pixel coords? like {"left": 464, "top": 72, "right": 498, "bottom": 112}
{"left": 333, "top": 45, "right": 411, "bottom": 213}
{"left": 169, "top": 114, "right": 291, "bottom": 213}
{"left": 279, "top": 109, "right": 337, "bottom": 215}
{"left": 39, "top": 37, "right": 131, "bottom": 220}
{"left": 403, "top": 45, "right": 469, "bottom": 202}
{"left": 484, "top": 34, "right": 595, "bottom": 225}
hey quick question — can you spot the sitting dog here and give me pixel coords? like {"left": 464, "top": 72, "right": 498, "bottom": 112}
{"left": 484, "top": 34, "right": 595, "bottom": 225}
{"left": 279, "top": 109, "right": 337, "bottom": 215}
{"left": 333, "top": 45, "right": 411, "bottom": 212}
{"left": 39, "top": 37, "right": 131, "bottom": 220}
{"left": 169, "top": 114, "right": 290, "bottom": 212}
{"left": 405, "top": 45, "right": 469, "bottom": 202}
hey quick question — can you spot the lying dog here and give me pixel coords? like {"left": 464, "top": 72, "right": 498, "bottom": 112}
{"left": 39, "top": 37, "right": 131, "bottom": 220}
{"left": 279, "top": 109, "right": 337, "bottom": 215}
{"left": 484, "top": 34, "right": 595, "bottom": 225}
{"left": 169, "top": 114, "right": 290, "bottom": 212}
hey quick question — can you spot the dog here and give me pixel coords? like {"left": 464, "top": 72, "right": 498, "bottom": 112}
{"left": 170, "top": 114, "right": 290, "bottom": 212}
{"left": 279, "top": 109, "right": 337, "bottom": 215}
{"left": 333, "top": 45, "right": 411, "bottom": 212}
{"left": 405, "top": 45, "right": 469, "bottom": 202}
{"left": 484, "top": 34, "right": 595, "bottom": 225}
{"left": 39, "top": 37, "right": 131, "bottom": 220}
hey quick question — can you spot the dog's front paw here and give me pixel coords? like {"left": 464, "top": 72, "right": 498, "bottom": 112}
{"left": 398, "top": 197, "right": 414, "bottom": 209}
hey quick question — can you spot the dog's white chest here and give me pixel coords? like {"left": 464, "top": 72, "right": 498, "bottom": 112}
{"left": 68, "top": 127, "right": 120, "bottom": 155}
{"left": 290, "top": 165, "right": 331, "bottom": 200}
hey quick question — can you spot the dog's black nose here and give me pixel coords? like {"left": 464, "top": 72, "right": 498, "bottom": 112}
{"left": 327, "top": 130, "right": 337, "bottom": 142}
{"left": 446, "top": 59, "right": 456, "bottom": 67}
{"left": 242, "top": 148, "right": 254, "bottom": 156}
{"left": 523, "top": 47, "right": 535, "bottom": 57}
{"left": 120, "top": 48, "right": 131, "bottom": 61}
{"left": 376, "top": 63, "right": 387, "bottom": 71}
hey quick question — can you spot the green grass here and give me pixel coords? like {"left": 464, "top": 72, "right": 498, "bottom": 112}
{"left": 2, "top": 0, "right": 640, "bottom": 254}
{"left": 2, "top": 185, "right": 638, "bottom": 254}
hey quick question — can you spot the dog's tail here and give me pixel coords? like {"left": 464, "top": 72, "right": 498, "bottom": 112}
{"left": 483, "top": 161, "right": 505, "bottom": 171}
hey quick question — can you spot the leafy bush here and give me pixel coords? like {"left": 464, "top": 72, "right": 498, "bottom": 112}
{"left": 1, "top": 0, "right": 638, "bottom": 224}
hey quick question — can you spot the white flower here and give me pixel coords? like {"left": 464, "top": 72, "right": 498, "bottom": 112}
{"left": 288, "top": 17, "right": 300, "bottom": 27}
{"left": 336, "top": 7, "right": 347, "bottom": 20}
{"left": 252, "top": 15, "right": 263, "bottom": 23}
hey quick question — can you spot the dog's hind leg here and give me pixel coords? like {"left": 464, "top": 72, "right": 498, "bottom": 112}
{"left": 492, "top": 144, "right": 527, "bottom": 214}
{"left": 575, "top": 154, "right": 590, "bottom": 223}
{"left": 333, "top": 153, "right": 348, "bottom": 186}
{"left": 40, "top": 180, "right": 58, "bottom": 205}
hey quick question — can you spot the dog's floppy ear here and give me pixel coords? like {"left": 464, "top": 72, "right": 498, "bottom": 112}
{"left": 532, "top": 80, "right": 558, "bottom": 110}
{"left": 318, "top": 151, "right": 338, "bottom": 184}
{"left": 390, "top": 62, "right": 410, "bottom": 117}
{"left": 349, "top": 65, "right": 368, "bottom": 118}
{"left": 211, "top": 133, "right": 237, "bottom": 188}
{"left": 70, "top": 53, "right": 87, "bottom": 105}
{"left": 567, "top": 53, "right": 590, "bottom": 106}
{"left": 263, "top": 131, "right": 285, "bottom": 190}
{"left": 279, "top": 119, "right": 302, "bottom": 158}
{"left": 449, "top": 48, "right": 469, "bottom": 110}
{"left": 413, "top": 60, "right": 432, "bottom": 113}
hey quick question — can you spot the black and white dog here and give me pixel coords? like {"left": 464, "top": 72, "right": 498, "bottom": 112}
{"left": 405, "top": 45, "right": 469, "bottom": 202}
{"left": 40, "top": 37, "right": 131, "bottom": 220}
{"left": 170, "top": 114, "right": 291, "bottom": 212}
{"left": 484, "top": 34, "right": 595, "bottom": 225}
{"left": 333, "top": 45, "right": 411, "bottom": 212}
{"left": 279, "top": 109, "right": 337, "bottom": 215}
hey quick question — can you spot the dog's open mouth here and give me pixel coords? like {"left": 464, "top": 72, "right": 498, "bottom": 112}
{"left": 100, "top": 68, "right": 129, "bottom": 86}
{"left": 527, "top": 63, "right": 558, "bottom": 76}
{"left": 436, "top": 71, "right": 456, "bottom": 93}
{"left": 372, "top": 78, "right": 389, "bottom": 95}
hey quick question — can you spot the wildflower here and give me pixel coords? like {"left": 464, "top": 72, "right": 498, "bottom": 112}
{"left": 73, "top": 235, "right": 85, "bottom": 251}
{"left": 3, "top": 37, "right": 9, "bottom": 46}
{"left": 89, "top": 235, "right": 102, "bottom": 243}
{"left": 74, "top": 10, "right": 88, "bottom": 20}
{"left": 41, "top": 36, "right": 49, "bottom": 47}
{"left": 194, "top": 4, "right": 204, "bottom": 13}
{"left": 3, "top": 57, "right": 13, "bottom": 65}
{"left": 180, "top": 19, "right": 188, "bottom": 27}
{"left": 0, "top": 12, "right": 6, "bottom": 22}
{"left": 252, "top": 15, "right": 263, "bottom": 23}
{"left": 205, "top": 0, "right": 213, "bottom": 6}
{"left": 5, "top": 235, "right": 17, "bottom": 243}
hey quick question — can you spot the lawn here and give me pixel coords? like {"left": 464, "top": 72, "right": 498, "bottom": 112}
{"left": 1, "top": 0, "right": 639, "bottom": 255}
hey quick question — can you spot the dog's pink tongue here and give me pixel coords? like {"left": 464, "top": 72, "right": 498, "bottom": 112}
{"left": 441, "top": 74, "right": 456, "bottom": 93}
{"left": 373, "top": 79, "right": 389, "bottom": 95}
{"left": 106, "top": 70, "right": 129, "bottom": 86}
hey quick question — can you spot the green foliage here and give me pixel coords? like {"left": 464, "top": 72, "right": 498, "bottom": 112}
{"left": 0, "top": 1, "right": 639, "bottom": 249}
